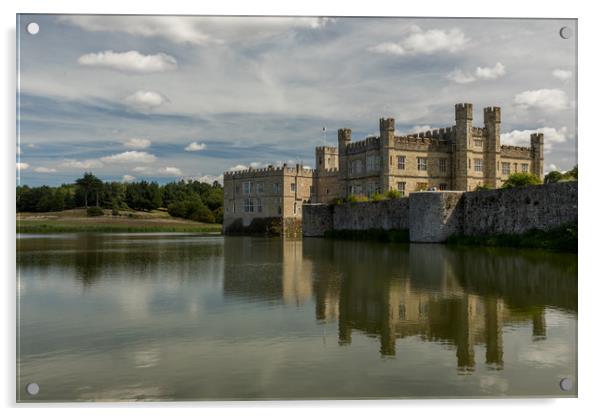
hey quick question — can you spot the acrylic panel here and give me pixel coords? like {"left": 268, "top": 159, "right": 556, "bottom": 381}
{"left": 16, "top": 15, "right": 577, "bottom": 402}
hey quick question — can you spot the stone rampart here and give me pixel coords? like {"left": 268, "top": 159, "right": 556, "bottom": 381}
{"left": 302, "top": 182, "right": 577, "bottom": 242}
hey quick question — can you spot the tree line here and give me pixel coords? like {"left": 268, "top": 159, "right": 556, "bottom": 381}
{"left": 17, "top": 172, "right": 224, "bottom": 224}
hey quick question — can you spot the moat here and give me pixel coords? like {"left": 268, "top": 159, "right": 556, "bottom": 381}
{"left": 17, "top": 234, "right": 577, "bottom": 401}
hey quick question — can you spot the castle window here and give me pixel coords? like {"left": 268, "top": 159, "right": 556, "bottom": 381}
{"left": 474, "top": 139, "right": 483, "bottom": 147}
{"left": 514, "top": 163, "right": 518, "bottom": 173}
{"left": 474, "top": 159, "right": 483, "bottom": 172}
{"left": 397, "top": 182, "right": 406, "bottom": 196}
{"left": 256, "top": 198, "right": 262, "bottom": 213}
{"left": 502, "top": 162, "right": 510, "bottom": 175}
{"left": 235, "top": 185, "right": 240, "bottom": 194}
{"left": 522, "top": 163, "right": 529, "bottom": 173}
{"left": 350, "top": 159, "right": 363, "bottom": 175}
{"left": 243, "top": 181, "right": 252, "bottom": 194}
{"left": 244, "top": 198, "right": 254, "bottom": 213}
{"left": 293, "top": 203, "right": 297, "bottom": 215}
{"left": 278, "top": 205, "right": 282, "bottom": 215}
{"left": 439, "top": 183, "right": 447, "bottom": 190}
{"left": 417, "top": 157, "right": 427, "bottom": 171}
{"left": 256, "top": 182, "right": 264, "bottom": 193}
{"left": 397, "top": 156, "right": 406, "bottom": 170}
{"left": 366, "top": 155, "right": 380, "bottom": 172}
{"left": 439, "top": 158, "right": 447, "bottom": 173}
{"left": 326, "top": 188, "right": 329, "bottom": 194}
{"left": 273, "top": 182, "right": 280, "bottom": 193}
{"left": 290, "top": 183, "right": 296, "bottom": 193}
{"left": 319, "top": 156, "right": 323, "bottom": 165}
{"left": 310, "top": 185, "right": 313, "bottom": 194}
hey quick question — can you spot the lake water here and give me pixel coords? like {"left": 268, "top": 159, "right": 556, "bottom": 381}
{"left": 16, "top": 233, "right": 577, "bottom": 401}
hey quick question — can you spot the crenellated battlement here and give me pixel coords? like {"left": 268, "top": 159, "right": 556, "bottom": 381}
{"left": 379, "top": 117, "right": 395, "bottom": 133}
{"left": 472, "top": 127, "right": 486, "bottom": 137}
{"left": 530, "top": 133, "right": 544, "bottom": 142}
{"left": 455, "top": 103, "right": 473, "bottom": 120}
{"left": 314, "top": 167, "right": 339, "bottom": 176}
{"left": 501, "top": 145, "right": 532, "bottom": 159}
{"left": 315, "top": 146, "right": 338, "bottom": 152}
{"left": 396, "top": 126, "right": 456, "bottom": 141}
{"left": 344, "top": 135, "right": 381, "bottom": 154}
{"left": 224, "top": 164, "right": 314, "bottom": 179}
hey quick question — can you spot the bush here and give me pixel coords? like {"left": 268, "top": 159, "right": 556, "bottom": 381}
{"left": 475, "top": 184, "right": 492, "bottom": 191}
{"left": 86, "top": 206, "right": 104, "bottom": 217}
{"left": 385, "top": 189, "right": 402, "bottom": 199}
{"left": 346, "top": 195, "right": 369, "bottom": 203}
{"left": 502, "top": 173, "right": 542, "bottom": 189}
{"left": 111, "top": 208, "right": 119, "bottom": 216}
{"left": 371, "top": 193, "right": 386, "bottom": 202}
{"left": 168, "top": 200, "right": 215, "bottom": 223}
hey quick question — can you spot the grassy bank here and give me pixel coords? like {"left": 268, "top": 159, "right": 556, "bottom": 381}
{"left": 17, "top": 209, "right": 222, "bottom": 234}
{"left": 324, "top": 229, "right": 410, "bottom": 243}
{"left": 447, "top": 223, "right": 577, "bottom": 252}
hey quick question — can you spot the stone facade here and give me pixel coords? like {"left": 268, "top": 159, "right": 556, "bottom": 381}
{"left": 223, "top": 103, "right": 544, "bottom": 232}
{"left": 223, "top": 164, "right": 313, "bottom": 234}
{"left": 303, "top": 182, "right": 577, "bottom": 242}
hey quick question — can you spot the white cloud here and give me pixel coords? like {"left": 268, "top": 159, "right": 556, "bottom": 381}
{"left": 16, "top": 162, "right": 29, "bottom": 170}
{"left": 122, "top": 174, "right": 136, "bottom": 182}
{"left": 124, "top": 91, "right": 167, "bottom": 111}
{"left": 447, "top": 62, "right": 506, "bottom": 84}
{"left": 187, "top": 174, "right": 224, "bottom": 185}
{"left": 228, "top": 164, "right": 251, "bottom": 171}
{"left": 400, "top": 125, "right": 436, "bottom": 134}
{"left": 60, "top": 16, "right": 333, "bottom": 45}
{"left": 60, "top": 159, "right": 104, "bottom": 169}
{"left": 123, "top": 138, "right": 151, "bottom": 149}
{"left": 100, "top": 151, "right": 157, "bottom": 164}
{"left": 132, "top": 166, "right": 151, "bottom": 173}
{"left": 157, "top": 166, "right": 183, "bottom": 176}
{"left": 475, "top": 62, "right": 506, "bottom": 80}
{"left": 514, "top": 89, "right": 569, "bottom": 110}
{"left": 545, "top": 163, "right": 559, "bottom": 173}
{"left": 78, "top": 50, "right": 177, "bottom": 73}
{"left": 369, "top": 26, "right": 468, "bottom": 56}
{"left": 552, "top": 69, "right": 573, "bottom": 81}
{"left": 501, "top": 126, "right": 568, "bottom": 147}
{"left": 185, "top": 142, "right": 206, "bottom": 151}
{"left": 446, "top": 69, "right": 476, "bottom": 84}
{"left": 33, "top": 167, "right": 57, "bottom": 173}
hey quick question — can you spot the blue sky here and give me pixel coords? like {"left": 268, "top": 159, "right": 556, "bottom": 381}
{"left": 16, "top": 15, "right": 577, "bottom": 186}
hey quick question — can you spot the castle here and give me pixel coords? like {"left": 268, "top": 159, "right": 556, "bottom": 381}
{"left": 223, "top": 103, "right": 544, "bottom": 233}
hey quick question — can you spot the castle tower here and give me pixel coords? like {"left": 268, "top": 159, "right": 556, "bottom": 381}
{"left": 530, "top": 133, "right": 544, "bottom": 180}
{"left": 379, "top": 118, "right": 395, "bottom": 192}
{"left": 453, "top": 103, "right": 473, "bottom": 191}
{"left": 338, "top": 128, "right": 352, "bottom": 196}
{"left": 315, "top": 146, "right": 338, "bottom": 171}
{"left": 484, "top": 106, "right": 502, "bottom": 188}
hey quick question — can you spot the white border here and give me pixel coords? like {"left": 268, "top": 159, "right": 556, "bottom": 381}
{"left": 2, "top": 1, "right": 599, "bottom": 415}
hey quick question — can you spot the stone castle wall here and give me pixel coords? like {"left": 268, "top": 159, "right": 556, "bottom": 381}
{"left": 462, "top": 181, "right": 578, "bottom": 236}
{"left": 332, "top": 198, "right": 409, "bottom": 231}
{"left": 303, "top": 181, "right": 578, "bottom": 242}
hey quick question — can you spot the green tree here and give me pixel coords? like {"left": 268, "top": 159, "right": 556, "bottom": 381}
{"left": 75, "top": 172, "right": 103, "bottom": 208}
{"left": 544, "top": 170, "right": 564, "bottom": 184}
{"left": 502, "top": 173, "right": 542, "bottom": 189}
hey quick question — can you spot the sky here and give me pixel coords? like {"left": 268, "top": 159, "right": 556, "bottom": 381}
{"left": 16, "top": 15, "right": 577, "bottom": 186}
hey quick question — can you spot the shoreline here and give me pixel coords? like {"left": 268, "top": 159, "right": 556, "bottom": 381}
{"left": 16, "top": 209, "right": 223, "bottom": 234}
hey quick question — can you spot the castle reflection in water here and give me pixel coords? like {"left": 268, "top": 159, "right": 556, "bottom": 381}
{"left": 223, "top": 238, "right": 577, "bottom": 372}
